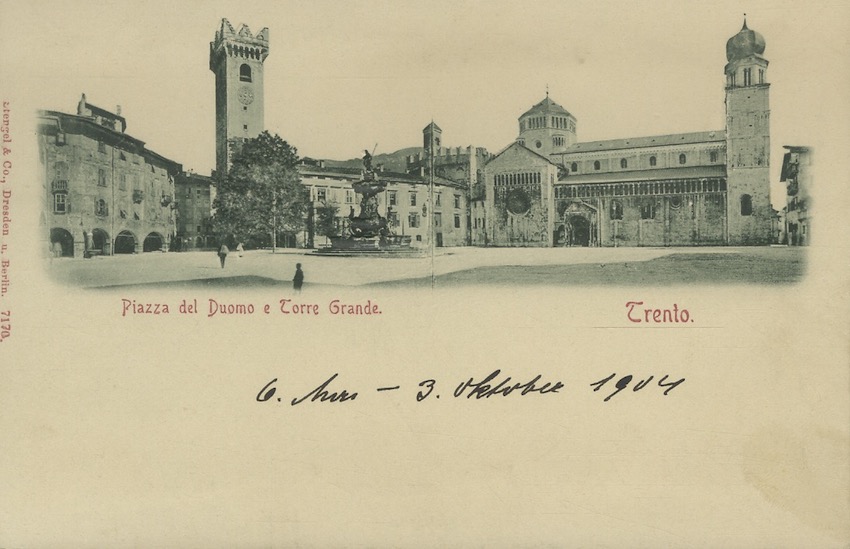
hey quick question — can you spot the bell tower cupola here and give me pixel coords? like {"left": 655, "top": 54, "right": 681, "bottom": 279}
{"left": 724, "top": 16, "right": 772, "bottom": 244}
{"left": 517, "top": 91, "right": 576, "bottom": 158}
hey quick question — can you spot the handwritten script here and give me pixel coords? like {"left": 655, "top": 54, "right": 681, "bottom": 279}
{"left": 256, "top": 370, "right": 685, "bottom": 405}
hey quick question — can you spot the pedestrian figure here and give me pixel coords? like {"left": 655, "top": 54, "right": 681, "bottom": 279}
{"left": 236, "top": 242, "right": 244, "bottom": 258}
{"left": 218, "top": 244, "right": 229, "bottom": 269}
{"left": 293, "top": 263, "right": 304, "bottom": 292}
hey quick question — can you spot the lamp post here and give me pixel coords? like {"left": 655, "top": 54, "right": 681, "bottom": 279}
{"left": 428, "top": 121, "right": 435, "bottom": 288}
{"left": 271, "top": 187, "right": 277, "bottom": 253}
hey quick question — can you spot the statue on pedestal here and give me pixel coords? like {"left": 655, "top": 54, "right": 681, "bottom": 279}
{"left": 347, "top": 148, "right": 389, "bottom": 238}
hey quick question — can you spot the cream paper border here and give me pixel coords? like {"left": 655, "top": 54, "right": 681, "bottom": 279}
{"left": 1, "top": 1, "right": 849, "bottom": 547}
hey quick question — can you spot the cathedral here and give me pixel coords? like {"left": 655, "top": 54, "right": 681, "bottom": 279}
{"left": 208, "top": 17, "right": 774, "bottom": 249}
{"left": 476, "top": 19, "right": 773, "bottom": 247}
{"left": 35, "top": 17, "right": 775, "bottom": 258}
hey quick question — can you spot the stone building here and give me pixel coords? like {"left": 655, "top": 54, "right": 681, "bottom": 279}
{"left": 174, "top": 171, "right": 215, "bottom": 249}
{"left": 781, "top": 145, "right": 813, "bottom": 246}
{"left": 37, "top": 95, "right": 181, "bottom": 257}
{"left": 482, "top": 19, "right": 774, "bottom": 247}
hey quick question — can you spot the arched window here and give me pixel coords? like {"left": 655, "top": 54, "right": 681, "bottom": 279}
{"left": 570, "top": 162, "right": 577, "bottom": 173}
{"left": 610, "top": 200, "right": 623, "bottom": 220}
{"left": 620, "top": 158, "right": 628, "bottom": 169}
{"left": 740, "top": 194, "right": 753, "bottom": 216}
{"left": 679, "top": 153, "right": 687, "bottom": 165}
{"left": 239, "top": 64, "right": 252, "bottom": 83}
{"left": 593, "top": 160, "right": 600, "bottom": 171}
{"left": 649, "top": 156, "right": 657, "bottom": 167}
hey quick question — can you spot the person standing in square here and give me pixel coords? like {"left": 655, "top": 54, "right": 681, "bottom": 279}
{"left": 293, "top": 263, "right": 304, "bottom": 292}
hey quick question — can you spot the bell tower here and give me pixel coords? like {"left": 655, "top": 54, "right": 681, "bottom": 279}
{"left": 724, "top": 17, "right": 771, "bottom": 244}
{"left": 210, "top": 18, "right": 269, "bottom": 176}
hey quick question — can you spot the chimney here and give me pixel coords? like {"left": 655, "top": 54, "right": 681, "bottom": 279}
{"left": 116, "top": 105, "right": 122, "bottom": 116}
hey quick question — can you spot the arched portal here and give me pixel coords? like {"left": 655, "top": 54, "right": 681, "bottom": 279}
{"left": 566, "top": 215, "right": 591, "bottom": 247}
{"left": 50, "top": 228, "right": 75, "bottom": 258}
{"left": 91, "top": 228, "right": 110, "bottom": 255}
{"left": 114, "top": 230, "right": 137, "bottom": 254}
{"left": 143, "top": 232, "right": 165, "bottom": 252}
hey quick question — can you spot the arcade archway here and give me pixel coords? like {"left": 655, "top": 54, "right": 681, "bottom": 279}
{"left": 91, "top": 228, "right": 110, "bottom": 255}
{"left": 114, "top": 230, "right": 137, "bottom": 254}
{"left": 143, "top": 232, "right": 165, "bottom": 252}
{"left": 566, "top": 215, "right": 591, "bottom": 247}
{"left": 50, "top": 228, "right": 75, "bottom": 258}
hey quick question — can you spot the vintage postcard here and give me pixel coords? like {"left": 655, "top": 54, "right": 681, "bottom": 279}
{"left": 1, "top": 0, "right": 848, "bottom": 547}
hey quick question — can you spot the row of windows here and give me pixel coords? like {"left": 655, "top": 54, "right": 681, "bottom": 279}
{"left": 94, "top": 143, "right": 162, "bottom": 173}
{"left": 728, "top": 67, "right": 765, "bottom": 87}
{"left": 88, "top": 167, "right": 166, "bottom": 193}
{"left": 567, "top": 152, "right": 718, "bottom": 174}
{"left": 53, "top": 194, "right": 176, "bottom": 220}
{"left": 183, "top": 188, "right": 211, "bottom": 199}
{"left": 410, "top": 192, "right": 461, "bottom": 208}
{"left": 555, "top": 178, "right": 727, "bottom": 199}
{"left": 406, "top": 212, "right": 462, "bottom": 229}
{"left": 523, "top": 116, "right": 547, "bottom": 131}
{"left": 520, "top": 116, "right": 574, "bottom": 132}
{"left": 493, "top": 172, "right": 541, "bottom": 186}
{"left": 561, "top": 193, "right": 751, "bottom": 222}
{"left": 312, "top": 187, "right": 464, "bottom": 209}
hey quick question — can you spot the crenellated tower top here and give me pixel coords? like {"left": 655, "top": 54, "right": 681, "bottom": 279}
{"left": 209, "top": 18, "right": 269, "bottom": 72}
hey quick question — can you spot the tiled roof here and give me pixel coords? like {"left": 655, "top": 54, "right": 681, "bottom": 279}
{"left": 561, "top": 130, "right": 725, "bottom": 154}
{"left": 37, "top": 110, "right": 181, "bottom": 172}
{"left": 558, "top": 165, "right": 726, "bottom": 185}
{"left": 520, "top": 96, "right": 572, "bottom": 119}
{"left": 487, "top": 141, "right": 557, "bottom": 166}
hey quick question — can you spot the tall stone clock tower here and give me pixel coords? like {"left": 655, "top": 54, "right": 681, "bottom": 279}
{"left": 209, "top": 19, "right": 269, "bottom": 176}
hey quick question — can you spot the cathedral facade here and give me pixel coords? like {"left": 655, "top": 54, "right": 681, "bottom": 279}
{"left": 481, "top": 19, "right": 773, "bottom": 247}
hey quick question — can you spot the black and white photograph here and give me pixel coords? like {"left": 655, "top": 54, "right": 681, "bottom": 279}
{"left": 28, "top": 2, "right": 817, "bottom": 289}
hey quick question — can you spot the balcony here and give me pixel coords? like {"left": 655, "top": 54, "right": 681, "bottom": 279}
{"left": 52, "top": 179, "right": 68, "bottom": 192}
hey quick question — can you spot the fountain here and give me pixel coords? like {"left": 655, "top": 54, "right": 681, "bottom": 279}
{"left": 317, "top": 150, "right": 414, "bottom": 254}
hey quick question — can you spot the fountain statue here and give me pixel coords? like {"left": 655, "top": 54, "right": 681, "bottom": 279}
{"left": 318, "top": 149, "right": 413, "bottom": 254}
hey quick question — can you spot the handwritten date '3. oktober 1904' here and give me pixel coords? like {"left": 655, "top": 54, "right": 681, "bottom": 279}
{"left": 256, "top": 370, "right": 685, "bottom": 406}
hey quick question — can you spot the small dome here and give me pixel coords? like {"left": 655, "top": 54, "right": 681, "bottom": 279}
{"left": 726, "top": 19, "right": 766, "bottom": 62}
{"left": 520, "top": 96, "right": 571, "bottom": 119}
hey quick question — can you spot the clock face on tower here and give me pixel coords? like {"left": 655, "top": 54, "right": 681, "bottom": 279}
{"left": 238, "top": 86, "right": 254, "bottom": 105}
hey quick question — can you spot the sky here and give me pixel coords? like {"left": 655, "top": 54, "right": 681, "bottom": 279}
{"left": 2, "top": 0, "right": 848, "bottom": 204}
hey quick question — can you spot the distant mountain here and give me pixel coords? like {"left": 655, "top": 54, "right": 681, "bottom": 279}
{"left": 323, "top": 146, "right": 422, "bottom": 174}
